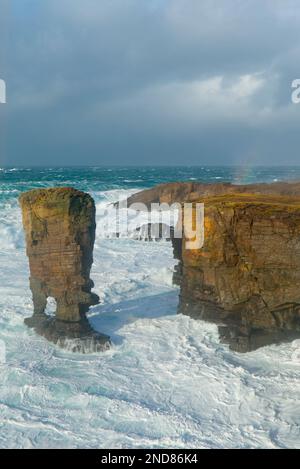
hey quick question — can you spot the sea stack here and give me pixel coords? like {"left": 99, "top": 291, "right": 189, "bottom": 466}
{"left": 123, "top": 182, "right": 300, "bottom": 352}
{"left": 19, "top": 187, "right": 110, "bottom": 352}
{"left": 176, "top": 194, "right": 300, "bottom": 351}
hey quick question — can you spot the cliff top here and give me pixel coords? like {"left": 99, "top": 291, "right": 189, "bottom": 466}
{"left": 19, "top": 187, "right": 93, "bottom": 208}
{"left": 196, "top": 193, "right": 300, "bottom": 211}
{"left": 125, "top": 180, "right": 300, "bottom": 208}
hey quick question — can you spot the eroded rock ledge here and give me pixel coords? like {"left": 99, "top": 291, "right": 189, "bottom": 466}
{"left": 126, "top": 182, "right": 300, "bottom": 351}
{"left": 125, "top": 180, "right": 300, "bottom": 207}
{"left": 19, "top": 187, "right": 110, "bottom": 352}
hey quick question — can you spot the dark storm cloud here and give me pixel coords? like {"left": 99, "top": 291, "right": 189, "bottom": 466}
{"left": 1, "top": 0, "right": 300, "bottom": 165}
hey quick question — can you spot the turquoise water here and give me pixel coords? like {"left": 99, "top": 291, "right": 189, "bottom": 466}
{"left": 0, "top": 166, "right": 300, "bottom": 449}
{"left": 2, "top": 166, "right": 300, "bottom": 198}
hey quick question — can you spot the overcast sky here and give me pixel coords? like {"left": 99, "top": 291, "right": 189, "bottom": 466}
{"left": 1, "top": 0, "right": 300, "bottom": 166}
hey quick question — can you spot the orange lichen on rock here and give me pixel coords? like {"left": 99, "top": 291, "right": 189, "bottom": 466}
{"left": 124, "top": 182, "right": 300, "bottom": 351}
{"left": 19, "top": 187, "right": 110, "bottom": 352}
{"left": 178, "top": 195, "right": 300, "bottom": 343}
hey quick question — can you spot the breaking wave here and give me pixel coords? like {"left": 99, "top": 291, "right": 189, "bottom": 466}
{"left": 0, "top": 167, "right": 299, "bottom": 448}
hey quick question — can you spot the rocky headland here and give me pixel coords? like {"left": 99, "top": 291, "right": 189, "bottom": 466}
{"left": 125, "top": 181, "right": 300, "bottom": 351}
{"left": 19, "top": 187, "right": 110, "bottom": 352}
{"left": 125, "top": 180, "right": 300, "bottom": 206}
{"left": 19, "top": 182, "right": 300, "bottom": 353}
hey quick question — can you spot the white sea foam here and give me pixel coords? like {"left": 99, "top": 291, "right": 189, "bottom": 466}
{"left": 0, "top": 189, "right": 299, "bottom": 448}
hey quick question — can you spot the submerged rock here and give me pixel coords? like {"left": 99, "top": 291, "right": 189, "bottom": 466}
{"left": 19, "top": 187, "right": 110, "bottom": 352}
{"left": 123, "top": 223, "right": 175, "bottom": 241}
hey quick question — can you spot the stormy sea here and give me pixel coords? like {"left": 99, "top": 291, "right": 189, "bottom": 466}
{"left": 0, "top": 166, "right": 300, "bottom": 449}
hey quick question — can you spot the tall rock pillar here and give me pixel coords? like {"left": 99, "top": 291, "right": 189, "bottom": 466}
{"left": 19, "top": 187, "right": 110, "bottom": 352}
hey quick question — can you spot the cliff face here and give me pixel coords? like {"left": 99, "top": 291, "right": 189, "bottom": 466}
{"left": 19, "top": 183, "right": 300, "bottom": 352}
{"left": 124, "top": 183, "right": 300, "bottom": 351}
{"left": 177, "top": 194, "right": 300, "bottom": 350}
{"left": 19, "top": 188, "right": 110, "bottom": 352}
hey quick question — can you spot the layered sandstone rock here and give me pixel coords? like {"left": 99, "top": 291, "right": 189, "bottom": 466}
{"left": 125, "top": 183, "right": 300, "bottom": 351}
{"left": 177, "top": 194, "right": 300, "bottom": 351}
{"left": 19, "top": 187, "right": 110, "bottom": 352}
